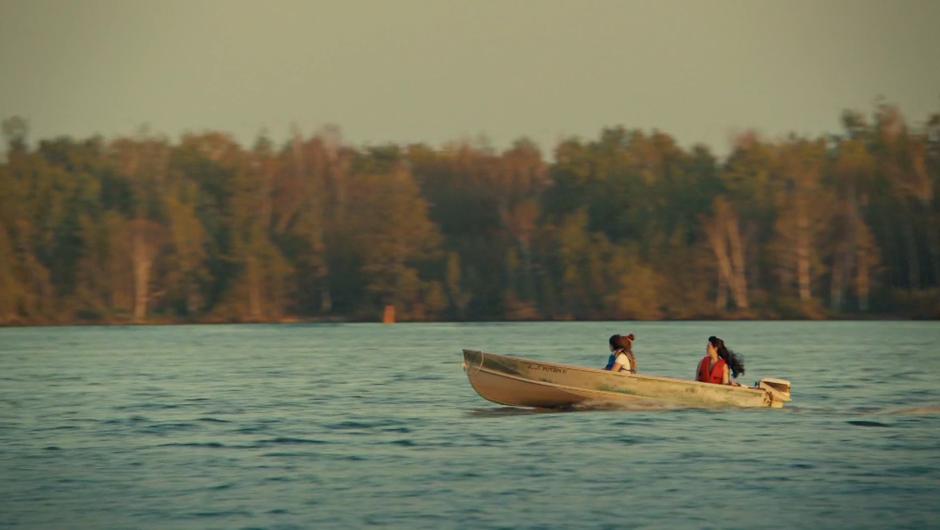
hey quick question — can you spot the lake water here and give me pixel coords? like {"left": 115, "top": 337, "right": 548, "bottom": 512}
{"left": 2, "top": 322, "right": 939, "bottom": 529}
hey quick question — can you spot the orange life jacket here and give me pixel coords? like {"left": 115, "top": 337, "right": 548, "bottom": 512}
{"left": 697, "top": 356, "right": 727, "bottom": 384}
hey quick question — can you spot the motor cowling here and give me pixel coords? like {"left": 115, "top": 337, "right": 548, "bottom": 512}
{"left": 758, "top": 378, "right": 791, "bottom": 404}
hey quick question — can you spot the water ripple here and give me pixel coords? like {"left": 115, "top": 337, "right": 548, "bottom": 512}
{"left": 2, "top": 322, "right": 939, "bottom": 530}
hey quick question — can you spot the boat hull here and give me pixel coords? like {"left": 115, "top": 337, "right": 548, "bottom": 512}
{"left": 463, "top": 349, "right": 788, "bottom": 409}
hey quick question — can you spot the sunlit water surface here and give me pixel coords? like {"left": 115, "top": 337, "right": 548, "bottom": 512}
{"left": 2, "top": 322, "right": 939, "bottom": 529}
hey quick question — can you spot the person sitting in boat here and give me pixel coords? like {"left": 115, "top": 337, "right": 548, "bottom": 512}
{"left": 696, "top": 336, "right": 744, "bottom": 385}
{"left": 605, "top": 333, "right": 637, "bottom": 374}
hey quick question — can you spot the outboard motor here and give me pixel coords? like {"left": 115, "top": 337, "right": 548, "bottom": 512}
{"left": 757, "top": 378, "right": 792, "bottom": 406}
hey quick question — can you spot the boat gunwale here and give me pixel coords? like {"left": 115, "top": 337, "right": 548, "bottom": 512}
{"left": 463, "top": 349, "right": 767, "bottom": 397}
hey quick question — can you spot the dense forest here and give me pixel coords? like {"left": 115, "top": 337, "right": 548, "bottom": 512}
{"left": 1, "top": 103, "right": 938, "bottom": 324}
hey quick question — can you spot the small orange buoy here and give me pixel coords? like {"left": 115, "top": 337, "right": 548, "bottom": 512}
{"left": 383, "top": 304, "right": 396, "bottom": 324}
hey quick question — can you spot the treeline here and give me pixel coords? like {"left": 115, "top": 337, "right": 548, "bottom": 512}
{"left": 1, "top": 104, "right": 938, "bottom": 324}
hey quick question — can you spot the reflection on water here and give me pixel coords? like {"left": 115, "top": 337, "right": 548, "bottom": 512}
{"left": 466, "top": 406, "right": 572, "bottom": 417}
{"left": 1, "top": 321, "right": 939, "bottom": 529}
{"left": 465, "top": 401, "right": 685, "bottom": 416}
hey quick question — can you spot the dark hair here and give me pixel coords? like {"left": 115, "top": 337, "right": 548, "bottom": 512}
{"left": 708, "top": 336, "right": 744, "bottom": 378}
{"left": 609, "top": 333, "right": 635, "bottom": 353}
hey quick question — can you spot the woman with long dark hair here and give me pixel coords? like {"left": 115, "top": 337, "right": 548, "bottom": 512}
{"left": 696, "top": 336, "right": 744, "bottom": 385}
{"left": 605, "top": 333, "right": 637, "bottom": 374}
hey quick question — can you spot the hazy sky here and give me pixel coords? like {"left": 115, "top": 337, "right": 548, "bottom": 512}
{"left": 1, "top": 0, "right": 939, "bottom": 155}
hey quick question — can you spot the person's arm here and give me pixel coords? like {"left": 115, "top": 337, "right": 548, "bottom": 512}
{"left": 722, "top": 365, "right": 730, "bottom": 385}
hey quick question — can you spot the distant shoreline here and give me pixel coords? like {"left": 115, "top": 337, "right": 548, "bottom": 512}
{"left": 1, "top": 315, "right": 929, "bottom": 327}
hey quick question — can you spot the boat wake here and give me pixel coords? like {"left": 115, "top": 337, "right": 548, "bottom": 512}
{"left": 782, "top": 404, "right": 940, "bottom": 419}
{"left": 882, "top": 405, "right": 940, "bottom": 416}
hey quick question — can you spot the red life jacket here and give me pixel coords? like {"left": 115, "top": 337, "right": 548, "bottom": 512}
{"left": 697, "top": 356, "right": 727, "bottom": 384}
